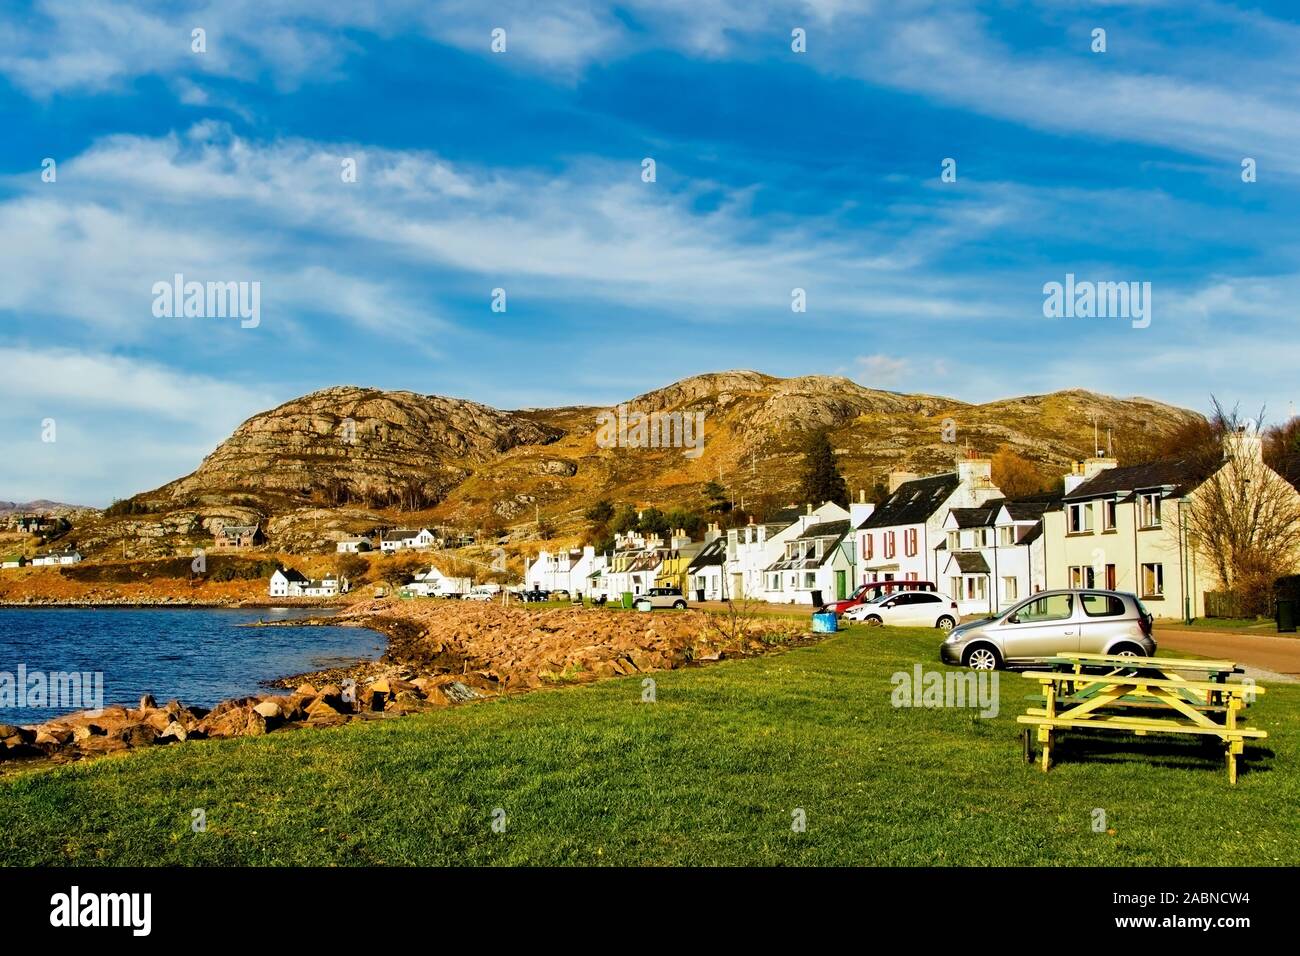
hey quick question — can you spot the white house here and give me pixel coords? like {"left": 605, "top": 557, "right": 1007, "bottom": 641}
{"left": 686, "top": 535, "right": 728, "bottom": 601}
{"left": 31, "top": 547, "right": 83, "bottom": 566}
{"left": 527, "top": 546, "right": 598, "bottom": 593}
{"left": 336, "top": 536, "right": 374, "bottom": 553}
{"left": 380, "top": 528, "right": 435, "bottom": 552}
{"left": 269, "top": 568, "right": 348, "bottom": 597}
{"left": 761, "top": 516, "right": 856, "bottom": 604}
{"left": 939, "top": 496, "right": 1056, "bottom": 615}
{"left": 724, "top": 502, "right": 849, "bottom": 600}
{"left": 1041, "top": 433, "right": 1300, "bottom": 619}
{"left": 302, "top": 573, "right": 349, "bottom": 597}
{"left": 857, "top": 459, "right": 1003, "bottom": 588}
{"left": 1, "top": 555, "right": 26, "bottom": 569}
{"left": 269, "top": 568, "right": 309, "bottom": 597}
{"left": 405, "top": 566, "right": 472, "bottom": 597}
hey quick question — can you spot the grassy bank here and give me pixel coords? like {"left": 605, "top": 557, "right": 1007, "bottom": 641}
{"left": 1, "top": 625, "right": 1296, "bottom": 866}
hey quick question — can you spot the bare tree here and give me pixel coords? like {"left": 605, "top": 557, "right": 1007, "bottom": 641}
{"left": 1184, "top": 400, "right": 1300, "bottom": 614}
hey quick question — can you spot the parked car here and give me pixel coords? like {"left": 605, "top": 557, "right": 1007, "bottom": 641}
{"left": 550, "top": 588, "right": 571, "bottom": 601}
{"left": 463, "top": 588, "right": 496, "bottom": 602}
{"left": 633, "top": 587, "right": 688, "bottom": 610}
{"left": 940, "top": 589, "right": 1156, "bottom": 670}
{"left": 826, "top": 579, "right": 937, "bottom": 616}
{"left": 519, "top": 588, "right": 551, "bottom": 602}
{"left": 843, "top": 590, "right": 958, "bottom": 630}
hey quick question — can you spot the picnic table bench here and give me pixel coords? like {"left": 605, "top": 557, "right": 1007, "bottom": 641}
{"left": 1017, "top": 652, "right": 1266, "bottom": 784}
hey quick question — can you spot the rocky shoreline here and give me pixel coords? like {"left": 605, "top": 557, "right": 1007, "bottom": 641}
{"left": 1, "top": 601, "right": 817, "bottom": 771}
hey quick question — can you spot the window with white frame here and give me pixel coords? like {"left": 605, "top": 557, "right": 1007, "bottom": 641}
{"left": 769, "top": 573, "right": 782, "bottom": 591}
{"left": 803, "top": 572, "right": 816, "bottom": 588}
{"left": 975, "top": 528, "right": 990, "bottom": 547}
{"left": 905, "top": 528, "right": 917, "bottom": 556}
{"left": 885, "top": 531, "right": 896, "bottom": 558}
{"left": 1139, "top": 493, "right": 1161, "bottom": 528}
{"left": 1068, "top": 565, "right": 1096, "bottom": 588}
{"left": 950, "top": 576, "right": 962, "bottom": 599}
{"left": 1141, "top": 562, "right": 1164, "bottom": 596}
{"left": 1101, "top": 499, "right": 1117, "bottom": 530}
{"left": 1002, "top": 576, "right": 1018, "bottom": 601}
{"left": 1067, "top": 502, "right": 1094, "bottom": 533}
{"left": 947, "top": 530, "right": 960, "bottom": 550}
{"left": 998, "top": 526, "right": 1016, "bottom": 547}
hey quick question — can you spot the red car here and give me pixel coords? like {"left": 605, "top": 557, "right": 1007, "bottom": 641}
{"left": 826, "top": 580, "right": 937, "bottom": 616}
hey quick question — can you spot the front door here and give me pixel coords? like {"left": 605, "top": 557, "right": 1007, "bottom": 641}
{"left": 835, "top": 570, "right": 847, "bottom": 600}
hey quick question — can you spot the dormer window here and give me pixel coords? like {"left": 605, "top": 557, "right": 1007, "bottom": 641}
{"left": 1139, "top": 493, "right": 1161, "bottom": 528}
{"left": 1068, "top": 502, "right": 1094, "bottom": 534}
{"left": 947, "top": 530, "right": 960, "bottom": 550}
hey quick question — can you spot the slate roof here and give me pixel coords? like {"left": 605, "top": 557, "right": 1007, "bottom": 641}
{"left": 949, "top": 552, "right": 991, "bottom": 574}
{"left": 798, "top": 519, "right": 851, "bottom": 540}
{"left": 1001, "top": 495, "right": 1059, "bottom": 521}
{"left": 859, "top": 473, "right": 960, "bottom": 529}
{"left": 1062, "top": 459, "right": 1203, "bottom": 503}
{"left": 219, "top": 524, "right": 259, "bottom": 537}
{"left": 687, "top": 537, "right": 727, "bottom": 570}
{"left": 276, "top": 567, "right": 309, "bottom": 583}
{"left": 766, "top": 520, "right": 851, "bottom": 572}
{"left": 948, "top": 506, "right": 999, "bottom": 528}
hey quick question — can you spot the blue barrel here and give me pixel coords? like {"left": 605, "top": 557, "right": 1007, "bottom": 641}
{"left": 811, "top": 610, "right": 839, "bottom": 633}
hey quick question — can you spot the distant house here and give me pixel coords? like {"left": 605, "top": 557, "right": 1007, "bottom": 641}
{"left": 302, "top": 573, "right": 349, "bottom": 597}
{"left": 1, "top": 555, "right": 26, "bottom": 569}
{"left": 404, "top": 566, "right": 472, "bottom": 597}
{"left": 725, "top": 502, "right": 850, "bottom": 601}
{"left": 686, "top": 527, "right": 727, "bottom": 601}
{"left": 380, "top": 528, "right": 435, "bottom": 552}
{"left": 268, "top": 567, "right": 309, "bottom": 597}
{"left": 528, "top": 546, "right": 598, "bottom": 593}
{"left": 1041, "top": 432, "right": 1300, "bottom": 618}
{"left": 336, "top": 536, "right": 374, "bottom": 553}
{"left": 31, "top": 547, "right": 82, "bottom": 566}
{"left": 857, "top": 459, "right": 1003, "bottom": 588}
{"left": 939, "top": 496, "right": 1056, "bottom": 615}
{"left": 12, "top": 515, "right": 52, "bottom": 535}
{"left": 762, "top": 517, "right": 856, "bottom": 604}
{"left": 214, "top": 523, "right": 262, "bottom": 550}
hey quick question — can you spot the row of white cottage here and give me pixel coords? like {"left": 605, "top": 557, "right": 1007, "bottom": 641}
{"left": 529, "top": 434, "right": 1300, "bottom": 619}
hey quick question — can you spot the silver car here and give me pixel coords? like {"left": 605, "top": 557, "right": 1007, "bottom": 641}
{"left": 633, "top": 587, "right": 688, "bottom": 610}
{"left": 940, "top": 589, "right": 1156, "bottom": 670}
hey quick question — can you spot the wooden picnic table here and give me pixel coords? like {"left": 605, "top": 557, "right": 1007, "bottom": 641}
{"left": 1017, "top": 652, "right": 1266, "bottom": 784}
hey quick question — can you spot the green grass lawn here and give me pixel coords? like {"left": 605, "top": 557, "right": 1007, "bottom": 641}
{"left": 1, "top": 625, "right": 1296, "bottom": 866}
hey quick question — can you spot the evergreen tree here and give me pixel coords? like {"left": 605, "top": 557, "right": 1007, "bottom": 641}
{"left": 799, "top": 428, "right": 849, "bottom": 508}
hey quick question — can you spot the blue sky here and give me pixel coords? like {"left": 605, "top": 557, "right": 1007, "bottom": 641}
{"left": 2, "top": 0, "right": 1299, "bottom": 506}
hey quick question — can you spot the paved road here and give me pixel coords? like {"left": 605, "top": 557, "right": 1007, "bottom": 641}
{"left": 1155, "top": 627, "right": 1300, "bottom": 681}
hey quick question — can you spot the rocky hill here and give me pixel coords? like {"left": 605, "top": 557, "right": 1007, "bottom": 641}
{"left": 64, "top": 372, "right": 1202, "bottom": 559}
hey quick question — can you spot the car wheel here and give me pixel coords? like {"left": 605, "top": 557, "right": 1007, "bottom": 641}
{"left": 672, "top": 600, "right": 686, "bottom": 610}
{"left": 936, "top": 615, "right": 955, "bottom": 632}
{"left": 865, "top": 615, "right": 883, "bottom": 626}
{"left": 964, "top": 645, "right": 1001, "bottom": 670}
{"left": 1110, "top": 643, "right": 1146, "bottom": 658}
